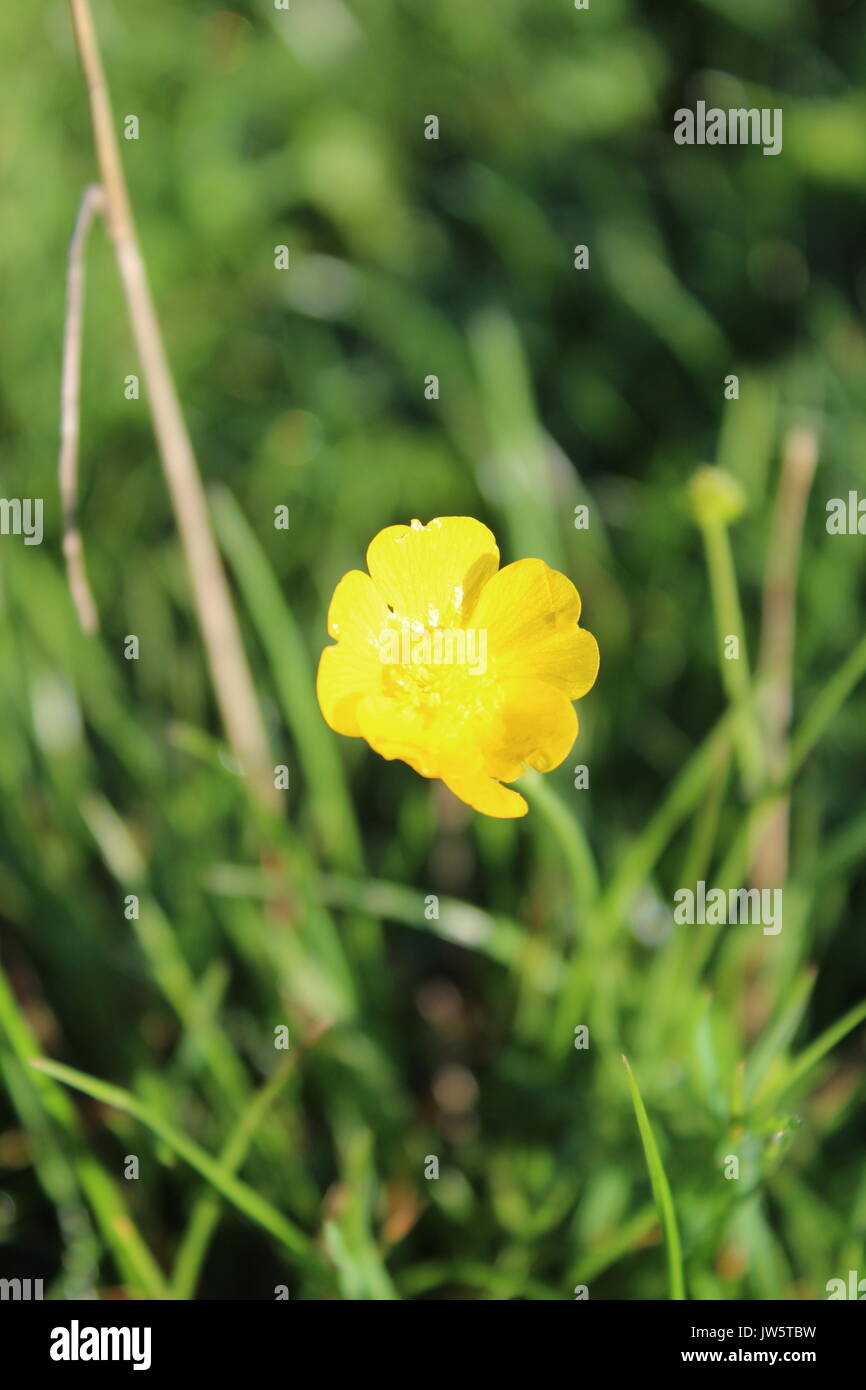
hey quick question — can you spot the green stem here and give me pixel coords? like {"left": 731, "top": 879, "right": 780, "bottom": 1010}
{"left": 700, "top": 520, "right": 764, "bottom": 794}
{"left": 521, "top": 769, "right": 600, "bottom": 923}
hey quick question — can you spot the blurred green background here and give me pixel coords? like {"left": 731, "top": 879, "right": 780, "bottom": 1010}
{"left": 1, "top": 0, "right": 866, "bottom": 1299}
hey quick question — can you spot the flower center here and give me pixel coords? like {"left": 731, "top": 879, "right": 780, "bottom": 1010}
{"left": 379, "top": 619, "right": 500, "bottom": 723}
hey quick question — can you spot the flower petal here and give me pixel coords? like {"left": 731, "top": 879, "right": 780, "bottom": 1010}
{"left": 316, "top": 646, "right": 373, "bottom": 736}
{"left": 366, "top": 517, "right": 499, "bottom": 628}
{"left": 473, "top": 558, "right": 599, "bottom": 699}
{"left": 317, "top": 570, "right": 392, "bottom": 735}
{"left": 356, "top": 693, "right": 487, "bottom": 779}
{"left": 326, "top": 569, "right": 390, "bottom": 647}
{"left": 481, "top": 677, "right": 579, "bottom": 781}
{"left": 442, "top": 775, "right": 528, "bottom": 819}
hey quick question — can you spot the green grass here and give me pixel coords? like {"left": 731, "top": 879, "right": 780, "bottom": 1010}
{"left": 622, "top": 1055, "right": 686, "bottom": 1301}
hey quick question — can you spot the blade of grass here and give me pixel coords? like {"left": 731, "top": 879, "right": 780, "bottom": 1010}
{"left": 622, "top": 1055, "right": 686, "bottom": 1300}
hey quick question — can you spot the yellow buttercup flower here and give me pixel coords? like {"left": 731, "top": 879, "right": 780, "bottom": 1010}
{"left": 316, "top": 517, "right": 599, "bottom": 818}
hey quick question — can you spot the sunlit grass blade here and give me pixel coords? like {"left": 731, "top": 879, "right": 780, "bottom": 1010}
{"left": 622, "top": 1055, "right": 686, "bottom": 1300}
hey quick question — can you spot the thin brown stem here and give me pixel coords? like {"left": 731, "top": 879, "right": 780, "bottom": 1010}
{"left": 67, "top": 0, "right": 278, "bottom": 812}
{"left": 59, "top": 182, "right": 105, "bottom": 636}
{"left": 752, "top": 424, "right": 818, "bottom": 887}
